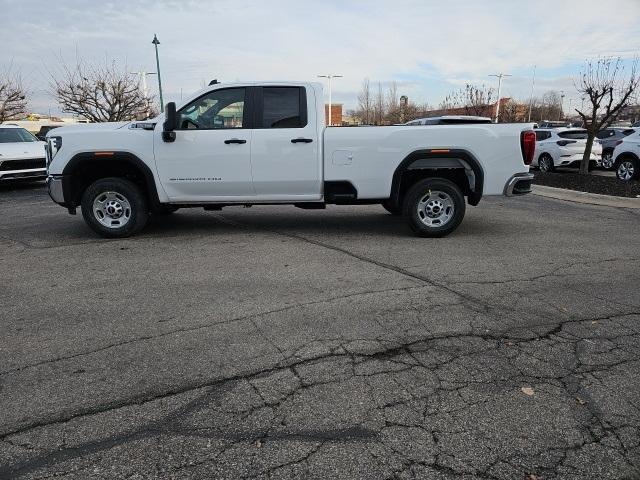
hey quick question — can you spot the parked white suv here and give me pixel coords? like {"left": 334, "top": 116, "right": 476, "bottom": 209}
{"left": 612, "top": 128, "right": 640, "bottom": 181}
{"left": 0, "top": 125, "right": 47, "bottom": 181}
{"left": 533, "top": 128, "right": 601, "bottom": 172}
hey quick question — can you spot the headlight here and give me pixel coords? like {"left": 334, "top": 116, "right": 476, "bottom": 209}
{"left": 46, "top": 136, "right": 62, "bottom": 166}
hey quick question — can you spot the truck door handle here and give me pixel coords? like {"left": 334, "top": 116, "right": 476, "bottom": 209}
{"left": 291, "top": 138, "right": 313, "bottom": 143}
{"left": 224, "top": 138, "right": 247, "bottom": 144}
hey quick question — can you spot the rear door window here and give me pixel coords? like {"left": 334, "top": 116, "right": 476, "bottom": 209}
{"left": 558, "top": 130, "right": 588, "bottom": 140}
{"left": 262, "top": 87, "right": 306, "bottom": 128}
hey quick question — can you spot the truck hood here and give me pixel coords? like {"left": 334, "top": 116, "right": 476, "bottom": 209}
{"left": 46, "top": 121, "right": 131, "bottom": 137}
{"left": 0, "top": 141, "right": 47, "bottom": 160}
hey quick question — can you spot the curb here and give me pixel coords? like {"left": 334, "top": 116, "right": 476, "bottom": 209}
{"left": 532, "top": 185, "right": 640, "bottom": 209}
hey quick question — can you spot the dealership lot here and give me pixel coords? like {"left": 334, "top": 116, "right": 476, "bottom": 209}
{"left": 1, "top": 184, "right": 639, "bottom": 479}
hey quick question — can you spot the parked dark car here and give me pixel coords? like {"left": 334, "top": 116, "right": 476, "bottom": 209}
{"left": 596, "top": 127, "right": 637, "bottom": 169}
{"left": 35, "top": 125, "right": 60, "bottom": 141}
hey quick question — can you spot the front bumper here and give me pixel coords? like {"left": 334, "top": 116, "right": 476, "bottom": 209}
{"left": 47, "top": 175, "right": 66, "bottom": 204}
{"left": 0, "top": 168, "right": 47, "bottom": 181}
{"left": 504, "top": 172, "right": 535, "bottom": 196}
{"left": 556, "top": 153, "right": 600, "bottom": 167}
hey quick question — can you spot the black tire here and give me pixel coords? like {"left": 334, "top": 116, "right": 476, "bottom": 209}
{"left": 538, "top": 154, "right": 555, "bottom": 172}
{"left": 403, "top": 178, "right": 466, "bottom": 238}
{"left": 615, "top": 156, "right": 640, "bottom": 182}
{"left": 81, "top": 177, "right": 149, "bottom": 238}
{"left": 381, "top": 200, "right": 401, "bottom": 216}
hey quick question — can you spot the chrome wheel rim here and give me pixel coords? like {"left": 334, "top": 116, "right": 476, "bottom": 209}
{"left": 602, "top": 153, "right": 613, "bottom": 169}
{"left": 539, "top": 156, "right": 551, "bottom": 172}
{"left": 618, "top": 161, "right": 635, "bottom": 181}
{"left": 417, "top": 190, "right": 454, "bottom": 227}
{"left": 93, "top": 191, "right": 132, "bottom": 228}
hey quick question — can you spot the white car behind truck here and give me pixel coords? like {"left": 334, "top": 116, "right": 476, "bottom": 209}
{"left": 0, "top": 125, "right": 47, "bottom": 182}
{"left": 46, "top": 81, "right": 536, "bottom": 238}
{"left": 533, "top": 128, "right": 602, "bottom": 172}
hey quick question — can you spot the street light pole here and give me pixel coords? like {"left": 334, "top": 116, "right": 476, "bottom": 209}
{"left": 318, "top": 74, "right": 342, "bottom": 126}
{"left": 527, "top": 65, "right": 536, "bottom": 123}
{"left": 152, "top": 34, "right": 164, "bottom": 112}
{"left": 489, "top": 73, "right": 512, "bottom": 123}
{"left": 559, "top": 91, "right": 565, "bottom": 121}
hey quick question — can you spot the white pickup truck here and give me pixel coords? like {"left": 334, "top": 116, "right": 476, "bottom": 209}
{"left": 46, "top": 81, "right": 536, "bottom": 238}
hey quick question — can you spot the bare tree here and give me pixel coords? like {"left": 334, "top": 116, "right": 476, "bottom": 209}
{"left": 0, "top": 65, "right": 27, "bottom": 123}
{"left": 385, "top": 81, "right": 401, "bottom": 124}
{"left": 356, "top": 78, "right": 373, "bottom": 124}
{"left": 574, "top": 57, "right": 639, "bottom": 174}
{"left": 499, "top": 99, "right": 520, "bottom": 122}
{"left": 373, "top": 82, "right": 385, "bottom": 125}
{"left": 526, "top": 91, "right": 563, "bottom": 123}
{"left": 51, "top": 60, "right": 156, "bottom": 122}
{"left": 440, "top": 84, "right": 494, "bottom": 117}
{"left": 352, "top": 78, "right": 431, "bottom": 125}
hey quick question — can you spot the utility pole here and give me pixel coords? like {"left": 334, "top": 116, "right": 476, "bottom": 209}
{"left": 318, "top": 74, "right": 342, "bottom": 126}
{"left": 152, "top": 34, "right": 164, "bottom": 112}
{"left": 559, "top": 91, "right": 565, "bottom": 121}
{"left": 489, "top": 72, "right": 512, "bottom": 123}
{"left": 527, "top": 65, "right": 536, "bottom": 123}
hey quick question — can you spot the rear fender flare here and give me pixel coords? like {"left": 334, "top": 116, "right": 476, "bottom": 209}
{"left": 389, "top": 149, "right": 484, "bottom": 207}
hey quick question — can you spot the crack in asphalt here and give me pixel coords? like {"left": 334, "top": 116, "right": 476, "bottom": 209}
{"left": 2, "top": 311, "right": 639, "bottom": 479}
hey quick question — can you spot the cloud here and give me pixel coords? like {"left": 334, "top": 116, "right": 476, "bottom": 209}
{"left": 1, "top": 0, "right": 639, "bottom": 112}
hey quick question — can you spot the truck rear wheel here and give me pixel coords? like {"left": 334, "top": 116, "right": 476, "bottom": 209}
{"left": 81, "top": 177, "right": 149, "bottom": 238}
{"left": 403, "top": 178, "right": 466, "bottom": 237}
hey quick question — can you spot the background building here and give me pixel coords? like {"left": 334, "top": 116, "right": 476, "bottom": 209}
{"left": 324, "top": 103, "right": 343, "bottom": 126}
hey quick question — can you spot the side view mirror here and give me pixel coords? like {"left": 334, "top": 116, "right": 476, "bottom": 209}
{"left": 162, "top": 102, "right": 177, "bottom": 142}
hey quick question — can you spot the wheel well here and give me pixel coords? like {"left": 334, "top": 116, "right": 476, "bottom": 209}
{"left": 62, "top": 152, "right": 160, "bottom": 209}
{"left": 615, "top": 152, "right": 639, "bottom": 166}
{"left": 390, "top": 150, "right": 484, "bottom": 207}
{"left": 398, "top": 169, "right": 471, "bottom": 203}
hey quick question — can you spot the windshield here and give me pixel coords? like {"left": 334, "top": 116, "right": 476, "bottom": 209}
{"left": 0, "top": 128, "right": 38, "bottom": 143}
{"left": 558, "top": 130, "right": 588, "bottom": 140}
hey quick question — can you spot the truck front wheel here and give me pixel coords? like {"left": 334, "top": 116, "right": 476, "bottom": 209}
{"left": 403, "top": 178, "right": 466, "bottom": 237}
{"left": 81, "top": 177, "right": 149, "bottom": 238}
{"left": 381, "top": 200, "right": 401, "bottom": 215}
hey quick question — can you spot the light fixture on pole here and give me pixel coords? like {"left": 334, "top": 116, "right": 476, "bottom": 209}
{"left": 318, "top": 74, "right": 342, "bottom": 126}
{"left": 489, "top": 72, "right": 512, "bottom": 123}
{"left": 152, "top": 34, "right": 164, "bottom": 112}
{"left": 130, "top": 71, "right": 158, "bottom": 118}
{"left": 130, "top": 71, "right": 157, "bottom": 98}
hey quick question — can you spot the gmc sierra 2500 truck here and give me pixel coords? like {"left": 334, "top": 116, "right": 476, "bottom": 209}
{"left": 46, "top": 81, "right": 536, "bottom": 238}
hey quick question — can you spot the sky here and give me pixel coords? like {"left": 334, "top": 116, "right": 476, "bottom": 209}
{"left": 2, "top": 0, "right": 639, "bottom": 116}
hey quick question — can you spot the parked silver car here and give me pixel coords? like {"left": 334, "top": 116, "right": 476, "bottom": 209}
{"left": 596, "top": 127, "right": 637, "bottom": 169}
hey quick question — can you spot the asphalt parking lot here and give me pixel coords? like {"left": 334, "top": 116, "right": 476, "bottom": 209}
{"left": 1, "top": 183, "right": 639, "bottom": 479}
